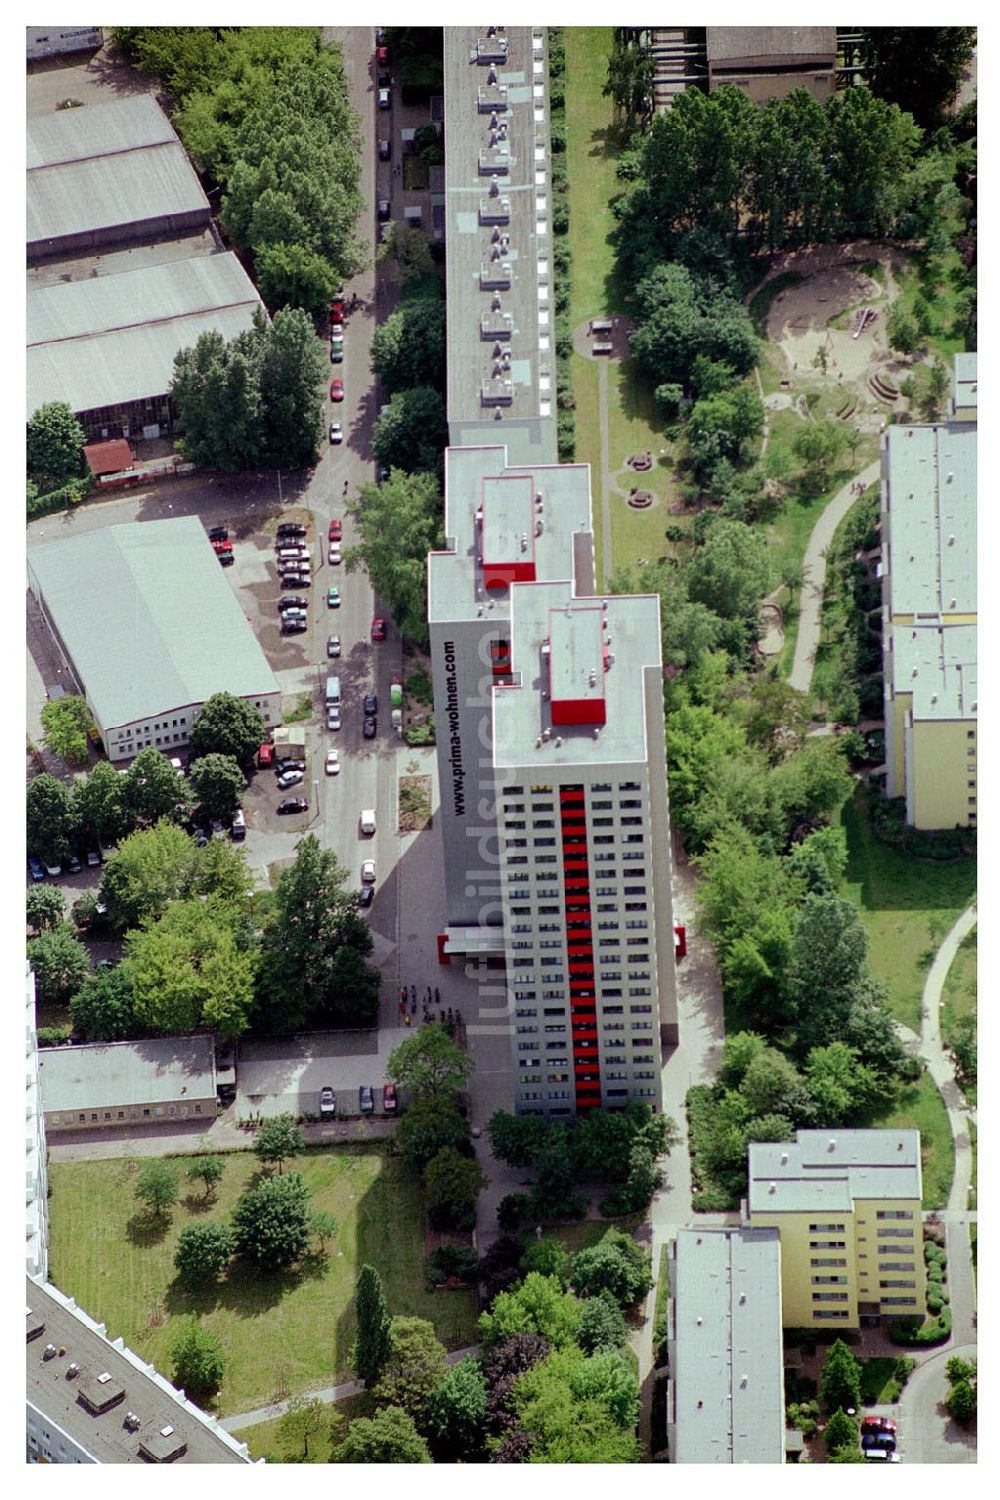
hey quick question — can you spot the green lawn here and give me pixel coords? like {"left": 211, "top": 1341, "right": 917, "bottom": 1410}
{"left": 564, "top": 26, "right": 621, "bottom": 327}
{"left": 564, "top": 28, "right": 682, "bottom": 583}
{"left": 240, "top": 1390, "right": 375, "bottom": 1463}
{"left": 838, "top": 787, "right": 977, "bottom": 1031}
{"left": 540, "top": 1213, "right": 645, "bottom": 1256}
{"left": 859, "top": 1357, "right": 899, "bottom": 1404}
{"left": 46, "top": 1147, "right": 476, "bottom": 1417}
{"left": 870, "top": 1072, "right": 954, "bottom": 1210}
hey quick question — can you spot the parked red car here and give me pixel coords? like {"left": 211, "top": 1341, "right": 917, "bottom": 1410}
{"left": 329, "top": 518, "right": 343, "bottom": 541}
{"left": 861, "top": 1417, "right": 897, "bottom": 1435}
{"left": 330, "top": 298, "right": 345, "bottom": 320}
{"left": 371, "top": 616, "right": 387, "bottom": 641}
{"left": 211, "top": 538, "right": 233, "bottom": 554}
{"left": 376, "top": 44, "right": 389, "bottom": 65}
{"left": 257, "top": 742, "right": 275, "bottom": 768}
{"left": 330, "top": 378, "right": 344, "bottom": 402}
{"left": 383, "top": 1082, "right": 397, "bottom": 1114}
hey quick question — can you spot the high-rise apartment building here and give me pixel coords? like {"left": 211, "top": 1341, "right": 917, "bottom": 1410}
{"left": 429, "top": 445, "right": 678, "bottom": 1115}
{"left": 880, "top": 354, "right": 977, "bottom": 829}
{"left": 443, "top": 25, "right": 558, "bottom": 466}
{"left": 747, "top": 1129, "right": 925, "bottom": 1328}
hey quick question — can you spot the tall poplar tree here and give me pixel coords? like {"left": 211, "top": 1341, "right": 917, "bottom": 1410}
{"left": 353, "top": 1264, "right": 393, "bottom": 1389}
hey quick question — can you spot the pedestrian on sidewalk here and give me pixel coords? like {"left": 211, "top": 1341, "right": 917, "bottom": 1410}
{"left": 410, "top": 984, "right": 417, "bottom": 1003}
{"left": 434, "top": 986, "right": 440, "bottom": 1005}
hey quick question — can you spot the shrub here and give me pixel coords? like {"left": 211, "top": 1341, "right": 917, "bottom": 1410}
{"left": 497, "top": 1193, "right": 532, "bottom": 1231}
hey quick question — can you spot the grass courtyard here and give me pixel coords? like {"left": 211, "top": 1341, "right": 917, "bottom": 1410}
{"left": 941, "top": 928, "right": 977, "bottom": 1105}
{"left": 46, "top": 1146, "right": 476, "bottom": 1417}
{"left": 838, "top": 787, "right": 978, "bottom": 1032}
{"left": 564, "top": 27, "right": 683, "bottom": 584}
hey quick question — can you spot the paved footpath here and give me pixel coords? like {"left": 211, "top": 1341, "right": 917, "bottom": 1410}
{"left": 221, "top": 1345, "right": 479, "bottom": 1433}
{"left": 788, "top": 458, "right": 880, "bottom": 692}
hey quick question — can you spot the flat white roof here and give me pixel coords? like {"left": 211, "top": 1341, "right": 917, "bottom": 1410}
{"left": 492, "top": 581, "right": 660, "bottom": 768}
{"left": 884, "top": 421, "right": 976, "bottom": 616}
{"left": 38, "top": 1036, "right": 217, "bottom": 1114}
{"left": 749, "top": 1129, "right": 922, "bottom": 1213}
{"left": 671, "top": 1227, "right": 785, "bottom": 1464}
{"left": 892, "top": 623, "right": 977, "bottom": 721}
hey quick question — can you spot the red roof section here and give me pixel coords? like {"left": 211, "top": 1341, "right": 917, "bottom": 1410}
{"left": 83, "top": 439, "right": 133, "bottom": 477}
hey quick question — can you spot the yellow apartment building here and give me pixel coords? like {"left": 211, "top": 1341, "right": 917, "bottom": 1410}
{"left": 747, "top": 1130, "right": 925, "bottom": 1328}
{"left": 880, "top": 354, "right": 977, "bottom": 829}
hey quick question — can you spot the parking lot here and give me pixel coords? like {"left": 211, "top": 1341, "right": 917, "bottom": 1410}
{"left": 235, "top": 1030, "right": 405, "bottom": 1121}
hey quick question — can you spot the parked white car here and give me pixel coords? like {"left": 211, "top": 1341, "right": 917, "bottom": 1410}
{"left": 360, "top": 808, "right": 376, "bottom": 835}
{"left": 325, "top": 750, "right": 341, "bottom": 775}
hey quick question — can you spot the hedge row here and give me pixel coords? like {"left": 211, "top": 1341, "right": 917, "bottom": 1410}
{"left": 547, "top": 28, "right": 574, "bottom": 462}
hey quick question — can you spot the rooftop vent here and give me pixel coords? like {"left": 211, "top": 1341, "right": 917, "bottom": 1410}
{"left": 696, "top": 1318, "right": 703, "bottom": 1327}
{"left": 740, "top": 1375, "right": 749, "bottom": 1388}
{"left": 124, "top": 1411, "right": 141, "bottom": 1431}
{"left": 592, "top": 727, "right": 600, "bottom": 739}
{"left": 827, "top": 1138, "right": 837, "bottom": 1151}
{"left": 542, "top": 728, "right": 551, "bottom": 741}
{"left": 43, "top": 1343, "right": 57, "bottom": 1360}
{"left": 554, "top": 737, "right": 563, "bottom": 747}
{"left": 160, "top": 1425, "right": 175, "bottom": 1437}
{"left": 489, "top": 179, "right": 499, "bottom": 198}
{"left": 66, "top": 1363, "right": 80, "bottom": 1378}
{"left": 768, "top": 1182, "right": 776, "bottom": 1194}
{"left": 897, "top": 1140, "right": 904, "bottom": 1151}
{"left": 739, "top": 1292, "right": 746, "bottom": 1305}
{"left": 98, "top": 1371, "right": 113, "bottom": 1384}
{"left": 780, "top": 1152, "right": 788, "bottom": 1164}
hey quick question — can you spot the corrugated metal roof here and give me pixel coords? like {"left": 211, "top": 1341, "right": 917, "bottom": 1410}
{"left": 27, "top": 516, "right": 279, "bottom": 733}
{"left": 27, "top": 93, "right": 176, "bottom": 168}
{"left": 27, "top": 94, "right": 209, "bottom": 248}
{"left": 26, "top": 253, "right": 262, "bottom": 417}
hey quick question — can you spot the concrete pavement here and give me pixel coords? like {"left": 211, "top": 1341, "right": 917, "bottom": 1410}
{"left": 788, "top": 457, "right": 881, "bottom": 692}
{"left": 897, "top": 1342, "right": 977, "bottom": 1464}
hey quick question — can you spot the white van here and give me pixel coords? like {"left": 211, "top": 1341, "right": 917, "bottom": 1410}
{"left": 360, "top": 808, "right": 376, "bottom": 836}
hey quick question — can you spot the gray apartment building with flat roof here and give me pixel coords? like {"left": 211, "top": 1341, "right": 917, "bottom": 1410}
{"left": 443, "top": 26, "right": 557, "bottom": 466}
{"left": 27, "top": 1275, "right": 254, "bottom": 1463}
{"left": 667, "top": 1227, "right": 785, "bottom": 1463}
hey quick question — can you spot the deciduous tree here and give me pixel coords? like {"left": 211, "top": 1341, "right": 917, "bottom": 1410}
{"left": 478, "top": 1273, "right": 583, "bottom": 1352}
{"left": 371, "top": 386, "right": 448, "bottom": 477}
{"left": 371, "top": 295, "right": 446, "bottom": 394}
{"left": 27, "top": 923, "right": 91, "bottom": 1006}
{"left": 189, "top": 693, "right": 265, "bottom": 765}
{"left": 40, "top": 696, "right": 93, "bottom": 766}
{"left": 819, "top": 1338, "right": 862, "bottom": 1414}
{"left": 73, "top": 761, "right": 129, "bottom": 847}
{"left": 26, "top": 885, "right": 65, "bottom": 933}
{"left": 345, "top": 469, "right": 442, "bottom": 647}
{"left": 424, "top": 1357, "right": 487, "bottom": 1460}
{"left": 174, "top": 1221, "right": 233, "bottom": 1283}
{"left": 252, "top": 1113, "right": 305, "bottom": 1173}
{"left": 862, "top": 27, "right": 976, "bottom": 128}
{"left": 120, "top": 749, "right": 191, "bottom": 827}
{"left": 98, "top": 821, "right": 198, "bottom": 933}
{"left": 124, "top": 897, "right": 256, "bottom": 1036}
{"left": 571, "top": 1228, "right": 652, "bottom": 1308}
{"left": 189, "top": 753, "right": 245, "bottom": 820}
{"left": 70, "top": 963, "right": 138, "bottom": 1041}
{"left": 187, "top": 1156, "right": 224, "bottom": 1197}
{"left": 170, "top": 1317, "right": 226, "bottom": 1398}
{"left": 276, "top": 1395, "right": 329, "bottom": 1459}
{"left": 398, "top": 1094, "right": 470, "bottom": 1172}
{"left": 135, "top": 1160, "right": 180, "bottom": 1220}
{"left": 331, "top": 1407, "right": 431, "bottom": 1463}
{"left": 255, "top": 836, "right": 376, "bottom": 1031}
{"left": 372, "top": 1316, "right": 448, "bottom": 1424}
{"left": 27, "top": 774, "right": 78, "bottom": 865}
{"left": 423, "top": 1146, "right": 487, "bottom": 1230}
{"left": 231, "top": 1171, "right": 311, "bottom": 1271}
{"left": 388, "top": 1022, "right": 472, "bottom": 1099}
{"left": 27, "top": 402, "right": 87, "bottom": 491}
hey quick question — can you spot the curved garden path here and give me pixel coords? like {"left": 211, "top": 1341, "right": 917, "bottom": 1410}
{"left": 788, "top": 457, "right": 880, "bottom": 692}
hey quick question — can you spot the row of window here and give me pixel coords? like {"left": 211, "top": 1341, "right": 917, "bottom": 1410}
{"left": 50, "top": 1103, "right": 205, "bottom": 1124}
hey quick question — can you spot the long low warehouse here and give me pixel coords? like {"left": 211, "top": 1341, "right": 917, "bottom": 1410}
{"left": 27, "top": 516, "right": 282, "bottom": 761}
{"left": 27, "top": 251, "right": 263, "bottom": 440}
